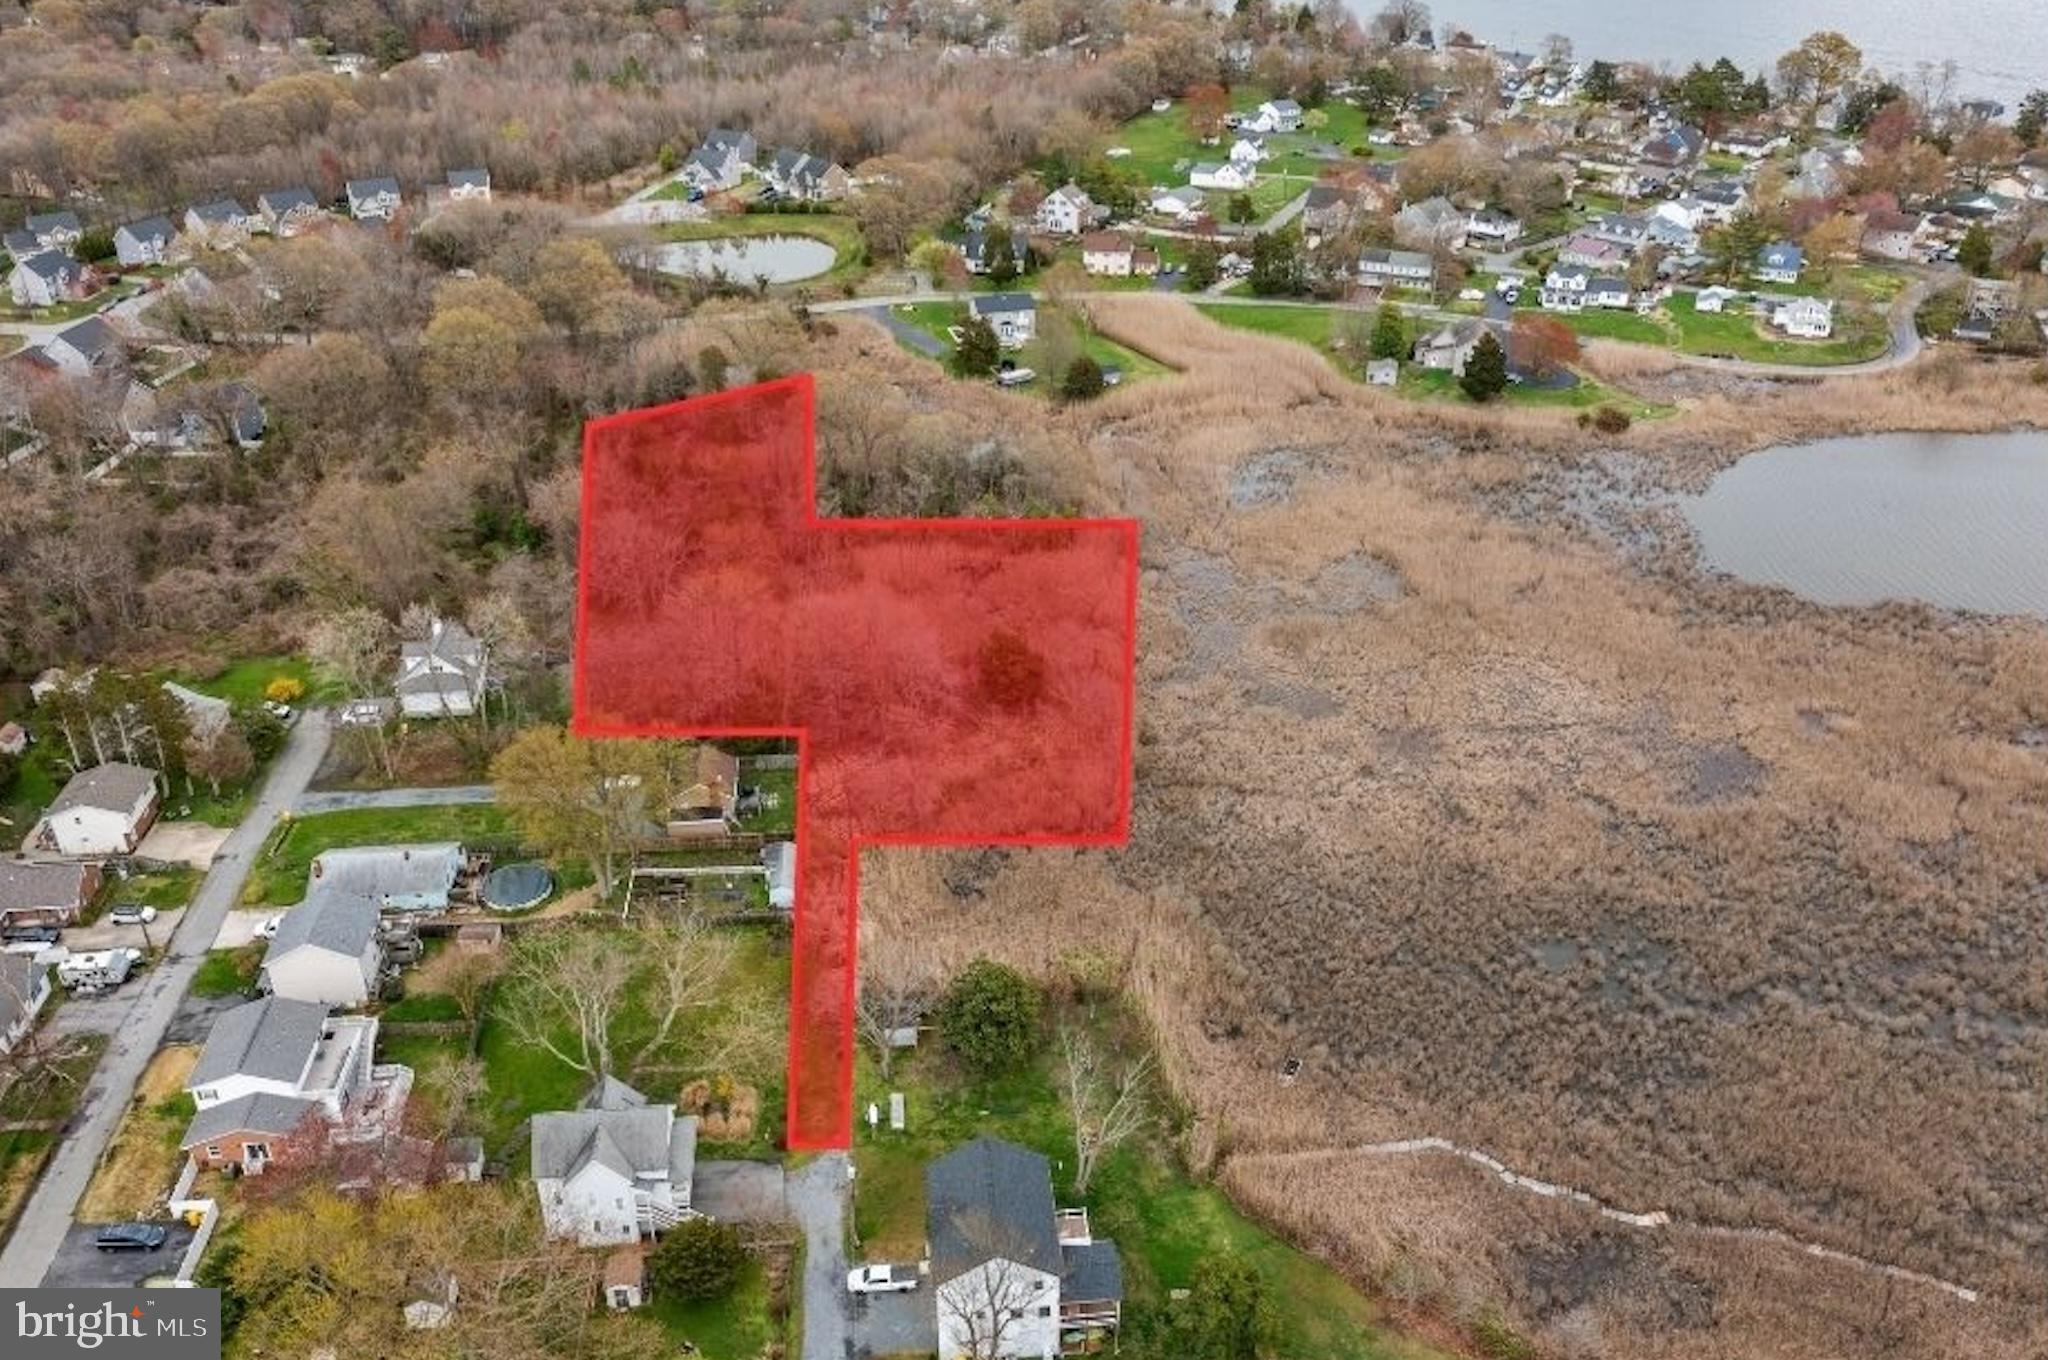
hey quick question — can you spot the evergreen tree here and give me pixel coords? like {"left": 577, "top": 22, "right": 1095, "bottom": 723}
{"left": 1061, "top": 355, "right": 1106, "bottom": 400}
{"left": 1183, "top": 240, "right": 1221, "bottom": 290}
{"left": 1582, "top": 61, "right": 1620, "bottom": 103}
{"left": 2018, "top": 89, "right": 2048, "bottom": 148}
{"left": 986, "top": 223, "right": 1017, "bottom": 283}
{"left": 1369, "top": 306, "right": 1407, "bottom": 360}
{"left": 952, "top": 315, "right": 1000, "bottom": 377}
{"left": 939, "top": 959, "right": 1042, "bottom": 1071}
{"left": 1459, "top": 332, "right": 1508, "bottom": 402}
{"left": 1958, "top": 223, "right": 1995, "bottom": 278}
{"left": 1247, "top": 227, "right": 1305, "bottom": 296}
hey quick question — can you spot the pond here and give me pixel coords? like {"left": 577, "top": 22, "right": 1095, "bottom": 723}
{"left": 648, "top": 234, "right": 836, "bottom": 285}
{"left": 1683, "top": 431, "right": 2048, "bottom": 619}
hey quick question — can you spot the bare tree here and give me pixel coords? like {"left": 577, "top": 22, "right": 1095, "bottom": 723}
{"left": 935, "top": 1226, "right": 1055, "bottom": 1360}
{"left": 499, "top": 932, "right": 635, "bottom": 1077}
{"left": 856, "top": 931, "right": 941, "bottom": 1080}
{"left": 643, "top": 916, "right": 737, "bottom": 1052}
{"left": 1061, "top": 1026, "right": 1152, "bottom": 1195}
{"left": 306, "top": 607, "right": 400, "bottom": 779}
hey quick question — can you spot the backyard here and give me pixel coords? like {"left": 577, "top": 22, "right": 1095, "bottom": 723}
{"left": 849, "top": 999, "right": 1455, "bottom": 1360}
{"left": 385, "top": 921, "right": 791, "bottom": 1158}
{"left": 1667, "top": 293, "right": 1890, "bottom": 364}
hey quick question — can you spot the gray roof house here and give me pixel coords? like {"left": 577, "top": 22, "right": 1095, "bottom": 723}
{"left": 1412, "top": 318, "right": 1487, "bottom": 376}
{"left": 764, "top": 149, "right": 845, "bottom": 201}
{"left": 8, "top": 249, "right": 82, "bottom": 310}
{"left": 2, "top": 228, "right": 37, "bottom": 258}
{"left": 261, "top": 890, "right": 383, "bottom": 1006}
{"left": 257, "top": 187, "right": 324, "bottom": 235}
{"left": 532, "top": 1078, "right": 699, "bottom": 1246}
{"left": 189, "top": 994, "right": 334, "bottom": 1090}
{"left": 346, "top": 177, "right": 403, "bottom": 220}
{"left": 181, "top": 994, "right": 381, "bottom": 1172}
{"left": 113, "top": 216, "right": 176, "bottom": 268}
{"left": 24, "top": 210, "right": 83, "bottom": 248}
{"left": 969, "top": 292, "right": 1036, "bottom": 347}
{"left": 926, "top": 1137, "right": 1124, "bottom": 1355}
{"left": 0, "top": 954, "right": 53, "bottom": 1055}
{"left": 1756, "top": 241, "right": 1805, "bottom": 282}
{"left": 181, "top": 1090, "right": 319, "bottom": 1157}
{"left": 45, "top": 315, "right": 123, "bottom": 375}
{"left": 307, "top": 843, "right": 464, "bottom": 911}
{"left": 0, "top": 860, "right": 96, "bottom": 927}
{"left": 395, "top": 617, "right": 487, "bottom": 718}
{"left": 183, "top": 200, "right": 251, "bottom": 246}
{"left": 445, "top": 168, "right": 492, "bottom": 200}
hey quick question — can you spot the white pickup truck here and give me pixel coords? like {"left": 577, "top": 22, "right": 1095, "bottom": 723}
{"left": 845, "top": 1263, "right": 920, "bottom": 1294}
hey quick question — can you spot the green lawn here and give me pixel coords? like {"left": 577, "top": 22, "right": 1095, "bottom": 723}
{"left": 1528, "top": 303, "right": 1671, "bottom": 345}
{"left": 108, "top": 867, "right": 200, "bottom": 912}
{"left": 176, "top": 655, "right": 338, "bottom": 706}
{"left": 851, "top": 1004, "right": 1455, "bottom": 1360}
{"left": 192, "top": 946, "right": 262, "bottom": 999}
{"left": 654, "top": 213, "right": 866, "bottom": 290}
{"left": 1193, "top": 301, "right": 1338, "bottom": 349}
{"left": 1668, "top": 294, "right": 1888, "bottom": 365}
{"left": 244, "top": 804, "right": 514, "bottom": 906}
{"left": 1114, "top": 87, "right": 1370, "bottom": 191}
{"left": 895, "top": 301, "right": 1172, "bottom": 397}
{"left": 647, "top": 1257, "right": 775, "bottom": 1359}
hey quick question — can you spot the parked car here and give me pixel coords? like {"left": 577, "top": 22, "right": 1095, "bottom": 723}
{"left": 262, "top": 700, "right": 294, "bottom": 721}
{"left": 95, "top": 1223, "right": 168, "bottom": 1252}
{"left": 257, "top": 914, "right": 282, "bottom": 939}
{"left": 846, "top": 1263, "right": 920, "bottom": 1294}
{"left": 108, "top": 904, "right": 157, "bottom": 927}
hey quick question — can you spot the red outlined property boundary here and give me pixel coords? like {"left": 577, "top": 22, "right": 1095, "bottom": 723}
{"left": 572, "top": 374, "right": 1139, "bottom": 1150}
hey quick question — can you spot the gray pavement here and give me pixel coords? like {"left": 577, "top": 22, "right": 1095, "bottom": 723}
{"left": 41, "top": 1221, "right": 196, "bottom": 1288}
{"left": 790, "top": 1154, "right": 852, "bottom": 1360}
{"left": 0, "top": 710, "right": 332, "bottom": 1287}
{"left": 860, "top": 306, "right": 948, "bottom": 357}
{"left": 294, "top": 784, "right": 495, "bottom": 814}
{"left": 693, "top": 1159, "right": 788, "bottom": 1224}
{"left": 850, "top": 1280, "right": 936, "bottom": 1358}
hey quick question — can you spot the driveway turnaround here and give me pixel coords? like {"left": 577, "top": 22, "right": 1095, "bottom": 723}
{"left": 0, "top": 710, "right": 331, "bottom": 1287}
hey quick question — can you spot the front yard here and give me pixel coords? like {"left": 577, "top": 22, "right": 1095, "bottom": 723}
{"left": 893, "top": 300, "right": 1172, "bottom": 397}
{"left": 77, "top": 1045, "right": 199, "bottom": 1221}
{"left": 1667, "top": 293, "right": 1889, "bottom": 364}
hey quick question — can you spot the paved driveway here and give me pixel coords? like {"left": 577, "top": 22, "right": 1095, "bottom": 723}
{"left": 789, "top": 1154, "right": 851, "bottom": 1360}
{"left": 42, "top": 1221, "right": 195, "bottom": 1288}
{"left": 294, "top": 784, "right": 496, "bottom": 814}
{"left": 860, "top": 306, "right": 947, "bottom": 358}
{"left": 135, "top": 821, "right": 230, "bottom": 869}
{"left": 851, "top": 1284, "right": 936, "bottom": 1358}
{"left": 694, "top": 1160, "right": 788, "bottom": 1224}
{"left": 62, "top": 906, "right": 186, "bottom": 953}
{"left": 0, "top": 710, "right": 331, "bottom": 1287}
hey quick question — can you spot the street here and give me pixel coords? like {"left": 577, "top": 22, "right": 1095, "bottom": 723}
{"left": 0, "top": 710, "right": 332, "bottom": 1287}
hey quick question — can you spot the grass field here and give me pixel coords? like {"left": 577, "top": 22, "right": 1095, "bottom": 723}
{"left": 895, "top": 300, "right": 1172, "bottom": 396}
{"left": 647, "top": 1257, "right": 775, "bottom": 1358}
{"left": 851, "top": 1003, "right": 1455, "bottom": 1360}
{"left": 176, "top": 655, "right": 338, "bottom": 706}
{"left": 78, "top": 1046, "right": 198, "bottom": 1221}
{"left": 244, "top": 804, "right": 514, "bottom": 906}
{"left": 192, "top": 945, "right": 262, "bottom": 998}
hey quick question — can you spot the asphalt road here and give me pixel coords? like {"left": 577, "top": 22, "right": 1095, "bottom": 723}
{"left": 0, "top": 710, "right": 332, "bottom": 1287}
{"left": 293, "top": 784, "right": 495, "bottom": 814}
{"left": 790, "top": 1154, "right": 851, "bottom": 1360}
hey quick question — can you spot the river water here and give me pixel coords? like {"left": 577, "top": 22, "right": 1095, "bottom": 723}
{"left": 1403, "top": 0, "right": 2044, "bottom": 106}
{"left": 1683, "top": 432, "right": 2048, "bottom": 619}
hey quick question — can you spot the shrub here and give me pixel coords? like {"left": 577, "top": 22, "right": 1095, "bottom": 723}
{"left": 1590, "top": 405, "right": 1632, "bottom": 434}
{"left": 1061, "top": 355, "right": 1105, "bottom": 401}
{"left": 648, "top": 1217, "right": 748, "bottom": 1300}
{"left": 1167, "top": 1256, "right": 1274, "bottom": 1360}
{"left": 264, "top": 676, "right": 306, "bottom": 703}
{"left": 939, "top": 958, "right": 1041, "bottom": 1071}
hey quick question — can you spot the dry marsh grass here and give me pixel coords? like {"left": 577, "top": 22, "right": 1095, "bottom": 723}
{"left": 821, "top": 299, "right": 2048, "bottom": 1360}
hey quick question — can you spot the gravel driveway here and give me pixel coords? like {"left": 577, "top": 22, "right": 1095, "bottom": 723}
{"left": 789, "top": 1154, "right": 852, "bottom": 1360}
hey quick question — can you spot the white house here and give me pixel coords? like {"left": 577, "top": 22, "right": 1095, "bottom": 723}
{"left": 1242, "top": 98, "right": 1303, "bottom": 133}
{"left": 1078, "top": 233, "right": 1156, "bottom": 277}
{"left": 43, "top": 316, "right": 123, "bottom": 376}
{"left": 969, "top": 293, "right": 1036, "bottom": 348}
{"left": 183, "top": 199, "right": 253, "bottom": 248}
{"left": 346, "top": 176, "right": 403, "bottom": 221}
{"left": 0, "top": 955, "right": 53, "bottom": 1056}
{"left": 532, "top": 1079, "right": 699, "bottom": 1246}
{"left": 1148, "top": 186, "right": 1205, "bottom": 222}
{"left": 683, "top": 130, "right": 758, "bottom": 192}
{"left": 445, "top": 168, "right": 492, "bottom": 202}
{"left": 1227, "top": 136, "right": 1266, "bottom": 166}
{"left": 32, "top": 763, "right": 159, "bottom": 858}
{"left": 180, "top": 995, "right": 386, "bottom": 1173}
{"left": 1772, "top": 296, "right": 1834, "bottom": 339}
{"left": 763, "top": 149, "right": 848, "bottom": 202}
{"left": 113, "top": 217, "right": 176, "bottom": 267}
{"left": 1412, "top": 319, "right": 1486, "bottom": 376}
{"left": 1542, "top": 265, "right": 1629, "bottom": 312}
{"left": 1466, "top": 210, "right": 1523, "bottom": 244}
{"left": 1694, "top": 286, "right": 1744, "bottom": 314}
{"left": 927, "top": 1137, "right": 1123, "bottom": 1360}
{"left": 1356, "top": 248, "right": 1434, "bottom": 288}
{"left": 256, "top": 187, "right": 324, "bottom": 237}
{"left": 7, "top": 251, "right": 83, "bottom": 309}
{"left": 260, "top": 890, "right": 384, "bottom": 1007}
{"left": 1034, "top": 182, "right": 1095, "bottom": 236}
{"left": 1394, "top": 196, "right": 1467, "bottom": 250}
{"left": 308, "top": 843, "right": 464, "bottom": 912}
{"left": 395, "top": 617, "right": 488, "bottom": 718}
{"left": 23, "top": 211, "right": 82, "bottom": 251}
{"left": 1861, "top": 210, "right": 1924, "bottom": 262}
{"left": 1188, "top": 161, "right": 1252, "bottom": 192}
